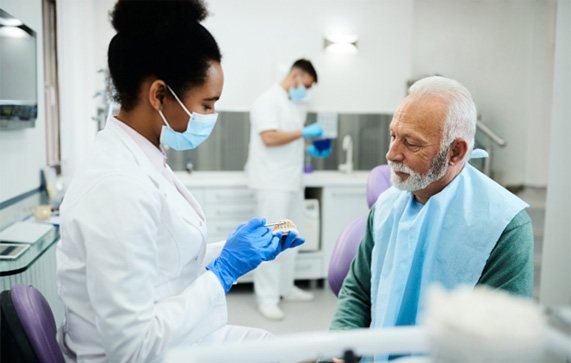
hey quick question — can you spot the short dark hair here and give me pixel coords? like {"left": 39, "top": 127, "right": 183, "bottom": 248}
{"left": 291, "top": 59, "right": 318, "bottom": 84}
{"left": 108, "top": 0, "right": 222, "bottom": 110}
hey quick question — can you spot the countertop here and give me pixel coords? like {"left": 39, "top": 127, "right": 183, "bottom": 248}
{"left": 174, "top": 170, "right": 370, "bottom": 188}
{"left": 0, "top": 226, "right": 59, "bottom": 276}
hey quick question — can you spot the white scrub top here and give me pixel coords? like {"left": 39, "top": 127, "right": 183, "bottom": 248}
{"left": 56, "top": 117, "right": 227, "bottom": 362}
{"left": 245, "top": 84, "right": 307, "bottom": 192}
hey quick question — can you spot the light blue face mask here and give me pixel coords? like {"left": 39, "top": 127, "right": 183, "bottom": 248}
{"left": 288, "top": 83, "right": 307, "bottom": 102}
{"left": 158, "top": 85, "right": 218, "bottom": 151}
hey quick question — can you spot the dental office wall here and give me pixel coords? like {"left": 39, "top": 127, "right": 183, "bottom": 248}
{"left": 56, "top": 0, "right": 100, "bottom": 184}
{"left": 202, "top": 0, "right": 414, "bottom": 114}
{"left": 0, "top": 0, "right": 46, "bottom": 204}
{"left": 58, "top": 0, "right": 555, "bottom": 189}
{"left": 412, "top": 0, "right": 556, "bottom": 187}
{"left": 540, "top": 0, "right": 571, "bottom": 307}
{"left": 58, "top": 0, "right": 414, "bottom": 178}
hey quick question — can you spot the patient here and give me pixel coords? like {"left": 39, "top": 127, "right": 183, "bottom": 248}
{"left": 330, "top": 76, "right": 533, "bottom": 348}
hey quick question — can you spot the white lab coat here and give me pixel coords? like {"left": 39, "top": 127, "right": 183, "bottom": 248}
{"left": 245, "top": 84, "right": 307, "bottom": 191}
{"left": 56, "top": 120, "right": 245, "bottom": 362}
{"left": 244, "top": 84, "right": 307, "bottom": 304}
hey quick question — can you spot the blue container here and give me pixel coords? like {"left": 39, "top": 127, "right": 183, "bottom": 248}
{"left": 312, "top": 138, "right": 332, "bottom": 152}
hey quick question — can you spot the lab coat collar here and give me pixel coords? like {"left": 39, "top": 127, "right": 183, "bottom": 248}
{"left": 104, "top": 117, "right": 206, "bottom": 222}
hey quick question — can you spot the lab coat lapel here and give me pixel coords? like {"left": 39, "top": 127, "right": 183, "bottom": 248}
{"left": 169, "top": 165, "right": 206, "bottom": 222}
{"left": 106, "top": 120, "right": 207, "bottom": 233}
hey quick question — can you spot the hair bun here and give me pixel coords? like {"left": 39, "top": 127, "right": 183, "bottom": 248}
{"left": 110, "top": 0, "right": 208, "bottom": 34}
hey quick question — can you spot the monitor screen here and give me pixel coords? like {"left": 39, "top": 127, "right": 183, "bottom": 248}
{"left": 0, "top": 8, "right": 37, "bottom": 130}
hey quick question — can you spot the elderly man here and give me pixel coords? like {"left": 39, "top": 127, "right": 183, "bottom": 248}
{"left": 330, "top": 77, "right": 533, "bottom": 343}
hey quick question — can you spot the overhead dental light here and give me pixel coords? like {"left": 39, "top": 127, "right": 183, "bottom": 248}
{"left": 323, "top": 34, "right": 358, "bottom": 54}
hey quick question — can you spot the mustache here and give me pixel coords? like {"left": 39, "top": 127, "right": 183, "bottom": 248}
{"left": 388, "top": 161, "right": 416, "bottom": 175}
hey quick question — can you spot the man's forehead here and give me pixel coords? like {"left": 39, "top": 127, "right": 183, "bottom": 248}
{"left": 391, "top": 95, "right": 448, "bottom": 135}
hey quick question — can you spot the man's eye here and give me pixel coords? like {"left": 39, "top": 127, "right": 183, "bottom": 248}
{"left": 404, "top": 140, "right": 419, "bottom": 148}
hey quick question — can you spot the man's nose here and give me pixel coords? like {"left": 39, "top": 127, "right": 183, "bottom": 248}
{"left": 386, "top": 141, "right": 404, "bottom": 163}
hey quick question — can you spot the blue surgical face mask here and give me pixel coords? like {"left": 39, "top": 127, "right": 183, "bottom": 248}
{"left": 288, "top": 83, "right": 307, "bottom": 102}
{"left": 158, "top": 86, "right": 218, "bottom": 150}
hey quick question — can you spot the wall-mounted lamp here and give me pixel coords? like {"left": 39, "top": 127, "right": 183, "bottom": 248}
{"left": 323, "top": 34, "right": 358, "bottom": 54}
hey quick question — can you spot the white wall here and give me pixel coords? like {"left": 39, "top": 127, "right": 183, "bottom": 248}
{"left": 60, "top": 0, "right": 415, "bottom": 178}
{"left": 204, "top": 0, "right": 414, "bottom": 114}
{"left": 57, "top": 0, "right": 100, "bottom": 182}
{"left": 540, "top": 0, "right": 571, "bottom": 307}
{"left": 0, "top": 0, "right": 46, "bottom": 203}
{"left": 411, "top": 0, "right": 556, "bottom": 186}
{"left": 60, "top": 0, "right": 557, "bottom": 188}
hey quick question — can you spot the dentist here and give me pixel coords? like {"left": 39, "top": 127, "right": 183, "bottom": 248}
{"left": 245, "top": 59, "right": 324, "bottom": 320}
{"left": 56, "top": 1, "right": 304, "bottom": 362}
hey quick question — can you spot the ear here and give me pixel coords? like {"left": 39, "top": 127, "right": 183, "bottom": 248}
{"left": 448, "top": 138, "right": 469, "bottom": 165}
{"left": 148, "top": 80, "right": 168, "bottom": 111}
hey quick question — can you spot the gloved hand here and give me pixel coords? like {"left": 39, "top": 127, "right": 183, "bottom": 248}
{"left": 306, "top": 144, "right": 332, "bottom": 158}
{"left": 276, "top": 230, "right": 305, "bottom": 253}
{"left": 302, "top": 123, "right": 324, "bottom": 138}
{"left": 206, "top": 217, "right": 305, "bottom": 292}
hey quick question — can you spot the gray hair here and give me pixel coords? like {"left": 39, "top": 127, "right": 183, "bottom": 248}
{"left": 409, "top": 76, "right": 477, "bottom": 156}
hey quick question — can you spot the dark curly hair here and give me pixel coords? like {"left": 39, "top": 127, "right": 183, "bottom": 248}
{"left": 108, "top": 0, "right": 222, "bottom": 110}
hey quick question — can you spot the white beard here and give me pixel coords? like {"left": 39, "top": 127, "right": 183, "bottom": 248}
{"left": 389, "top": 148, "right": 449, "bottom": 192}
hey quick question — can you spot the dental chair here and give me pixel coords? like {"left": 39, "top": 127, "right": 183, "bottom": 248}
{"left": 328, "top": 164, "right": 392, "bottom": 296}
{"left": 0, "top": 284, "right": 65, "bottom": 363}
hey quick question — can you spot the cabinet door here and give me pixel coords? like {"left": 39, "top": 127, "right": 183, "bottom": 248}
{"left": 321, "top": 186, "right": 369, "bottom": 276}
{"left": 205, "top": 187, "right": 255, "bottom": 204}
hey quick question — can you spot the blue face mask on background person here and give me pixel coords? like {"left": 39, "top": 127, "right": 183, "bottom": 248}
{"left": 288, "top": 83, "right": 307, "bottom": 102}
{"left": 158, "top": 85, "right": 218, "bottom": 150}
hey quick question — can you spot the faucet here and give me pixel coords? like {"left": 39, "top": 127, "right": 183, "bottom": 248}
{"left": 338, "top": 135, "right": 353, "bottom": 173}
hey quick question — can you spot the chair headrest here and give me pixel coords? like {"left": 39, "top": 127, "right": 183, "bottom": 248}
{"left": 366, "top": 164, "right": 392, "bottom": 208}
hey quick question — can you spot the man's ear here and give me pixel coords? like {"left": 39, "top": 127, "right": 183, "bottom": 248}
{"left": 449, "top": 138, "right": 469, "bottom": 165}
{"left": 148, "top": 80, "right": 167, "bottom": 111}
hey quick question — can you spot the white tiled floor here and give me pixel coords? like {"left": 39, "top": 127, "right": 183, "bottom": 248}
{"left": 226, "top": 281, "right": 339, "bottom": 335}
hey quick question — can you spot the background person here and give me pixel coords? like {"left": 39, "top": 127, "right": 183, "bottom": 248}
{"left": 245, "top": 59, "right": 329, "bottom": 320}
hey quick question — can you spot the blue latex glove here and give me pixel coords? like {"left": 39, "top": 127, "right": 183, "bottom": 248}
{"left": 306, "top": 144, "right": 332, "bottom": 158}
{"left": 206, "top": 217, "right": 305, "bottom": 292}
{"left": 302, "top": 123, "right": 324, "bottom": 138}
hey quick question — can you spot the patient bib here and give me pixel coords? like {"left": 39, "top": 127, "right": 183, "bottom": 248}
{"left": 369, "top": 164, "right": 527, "bottom": 345}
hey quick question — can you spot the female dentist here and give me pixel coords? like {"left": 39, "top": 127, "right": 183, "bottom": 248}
{"left": 56, "top": 1, "right": 304, "bottom": 362}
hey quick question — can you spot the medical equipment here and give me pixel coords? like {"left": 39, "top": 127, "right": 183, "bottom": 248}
{"left": 158, "top": 86, "right": 218, "bottom": 151}
{"left": 265, "top": 219, "right": 298, "bottom": 235}
{"left": 165, "top": 285, "right": 571, "bottom": 363}
{"left": 166, "top": 326, "right": 430, "bottom": 363}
